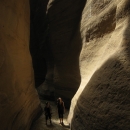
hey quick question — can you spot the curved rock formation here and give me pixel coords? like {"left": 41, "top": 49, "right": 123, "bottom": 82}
{"left": 68, "top": 0, "right": 130, "bottom": 129}
{"left": 0, "top": 0, "right": 41, "bottom": 129}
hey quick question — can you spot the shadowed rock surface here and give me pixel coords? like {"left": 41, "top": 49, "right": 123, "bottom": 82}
{"left": 30, "top": 0, "right": 49, "bottom": 87}
{"left": 37, "top": 0, "right": 86, "bottom": 108}
{"left": 0, "top": 0, "right": 41, "bottom": 129}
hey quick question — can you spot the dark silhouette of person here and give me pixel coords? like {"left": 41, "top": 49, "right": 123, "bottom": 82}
{"left": 57, "top": 97, "right": 65, "bottom": 124}
{"left": 44, "top": 102, "right": 52, "bottom": 125}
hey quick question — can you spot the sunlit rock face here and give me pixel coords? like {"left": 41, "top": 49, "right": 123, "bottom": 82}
{"left": 0, "top": 0, "right": 41, "bottom": 129}
{"left": 68, "top": 0, "right": 130, "bottom": 129}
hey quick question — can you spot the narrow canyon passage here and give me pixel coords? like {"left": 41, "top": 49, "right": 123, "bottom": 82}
{"left": 0, "top": 0, "right": 130, "bottom": 130}
{"left": 31, "top": 100, "right": 70, "bottom": 130}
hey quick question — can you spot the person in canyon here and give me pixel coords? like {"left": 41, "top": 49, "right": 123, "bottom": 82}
{"left": 57, "top": 97, "right": 65, "bottom": 125}
{"left": 44, "top": 102, "right": 52, "bottom": 125}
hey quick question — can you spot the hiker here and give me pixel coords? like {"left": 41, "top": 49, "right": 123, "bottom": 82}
{"left": 57, "top": 97, "right": 65, "bottom": 124}
{"left": 44, "top": 102, "right": 52, "bottom": 125}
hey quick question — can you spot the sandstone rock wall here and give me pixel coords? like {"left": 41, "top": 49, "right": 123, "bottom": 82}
{"left": 68, "top": 0, "right": 130, "bottom": 129}
{"left": 38, "top": 0, "right": 86, "bottom": 107}
{"left": 0, "top": 0, "right": 41, "bottom": 129}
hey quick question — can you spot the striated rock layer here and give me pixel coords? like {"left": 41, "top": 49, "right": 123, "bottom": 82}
{"left": 68, "top": 0, "right": 130, "bottom": 129}
{"left": 0, "top": 0, "right": 41, "bottom": 130}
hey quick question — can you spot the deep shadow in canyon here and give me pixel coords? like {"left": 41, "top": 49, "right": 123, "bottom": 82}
{"left": 30, "top": 0, "right": 87, "bottom": 108}
{"left": 30, "top": 0, "right": 49, "bottom": 87}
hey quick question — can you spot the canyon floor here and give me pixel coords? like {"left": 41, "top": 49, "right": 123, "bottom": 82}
{"left": 31, "top": 100, "right": 70, "bottom": 130}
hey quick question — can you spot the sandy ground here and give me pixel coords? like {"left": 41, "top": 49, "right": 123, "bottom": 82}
{"left": 31, "top": 100, "right": 70, "bottom": 130}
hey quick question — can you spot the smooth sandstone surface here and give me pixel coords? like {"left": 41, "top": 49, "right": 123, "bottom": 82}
{"left": 0, "top": 0, "right": 41, "bottom": 130}
{"left": 68, "top": 0, "right": 130, "bottom": 129}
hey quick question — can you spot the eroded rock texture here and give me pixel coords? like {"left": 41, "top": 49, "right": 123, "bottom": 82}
{"left": 0, "top": 0, "right": 41, "bottom": 129}
{"left": 68, "top": 0, "right": 130, "bottom": 129}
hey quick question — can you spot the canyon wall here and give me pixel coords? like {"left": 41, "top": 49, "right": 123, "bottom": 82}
{"left": 37, "top": 2, "right": 130, "bottom": 119}
{"left": 30, "top": 0, "right": 130, "bottom": 129}
{"left": 0, "top": 0, "right": 41, "bottom": 129}
{"left": 36, "top": 0, "right": 130, "bottom": 129}
{"left": 38, "top": 0, "right": 86, "bottom": 107}
{"left": 68, "top": 0, "right": 130, "bottom": 129}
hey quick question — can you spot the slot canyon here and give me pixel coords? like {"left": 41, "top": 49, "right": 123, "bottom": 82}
{"left": 0, "top": 0, "right": 130, "bottom": 130}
